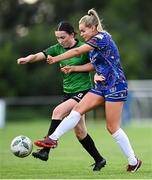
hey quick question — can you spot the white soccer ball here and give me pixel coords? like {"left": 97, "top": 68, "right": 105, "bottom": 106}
{"left": 10, "top": 135, "right": 33, "bottom": 158}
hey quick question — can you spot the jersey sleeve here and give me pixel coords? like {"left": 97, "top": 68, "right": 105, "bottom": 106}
{"left": 42, "top": 44, "right": 59, "bottom": 57}
{"left": 86, "top": 32, "right": 110, "bottom": 50}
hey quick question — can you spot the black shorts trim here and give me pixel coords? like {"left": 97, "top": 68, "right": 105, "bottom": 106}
{"left": 63, "top": 90, "right": 89, "bottom": 102}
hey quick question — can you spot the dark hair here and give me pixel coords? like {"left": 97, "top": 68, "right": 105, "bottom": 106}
{"left": 56, "top": 21, "right": 76, "bottom": 35}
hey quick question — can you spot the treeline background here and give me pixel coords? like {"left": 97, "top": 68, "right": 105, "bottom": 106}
{"left": 0, "top": 0, "right": 152, "bottom": 97}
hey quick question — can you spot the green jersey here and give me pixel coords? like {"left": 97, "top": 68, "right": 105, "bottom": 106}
{"left": 43, "top": 40, "right": 92, "bottom": 93}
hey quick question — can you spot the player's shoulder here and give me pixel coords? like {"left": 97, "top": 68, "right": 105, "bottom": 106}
{"left": 45, "top": 43, "right": 60, "bottom": 50}
{"left": 43, "top": 43, "right": 62, "bottom": 56}
{"left": 94, "top": 31, "right": 111, "bottom": 40}
{"left": 53, "top": 43, "right": 62, "bottom": 48}
{"left": 76, "top": 39, "right": 85, "bottom": 46}
{"left": 51, "top": 43, "right": 65, "bottom": 52}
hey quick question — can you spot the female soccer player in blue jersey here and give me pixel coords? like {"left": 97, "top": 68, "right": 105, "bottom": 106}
{"left": 34, "top": 9, "right": 142, "bottom": 172}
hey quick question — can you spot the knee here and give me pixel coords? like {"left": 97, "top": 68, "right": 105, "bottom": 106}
{"left": 106, "top": 124, "right": 119, "bottom": 134}
{"left": 52, "top": 107, "right": 63, "bottom": 119}
{"left": 73, "top": 104, "right": 80, "bottom": 112}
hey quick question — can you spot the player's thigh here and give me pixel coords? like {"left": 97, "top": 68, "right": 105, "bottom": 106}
{"left": 73, "top": 92, "right": 104, "bottom": 115}
{"left": 52, "top": 99, "right": 78, "bottom": 119}
{"left": 105, "top": 101, "right": 124, "bottom": 133}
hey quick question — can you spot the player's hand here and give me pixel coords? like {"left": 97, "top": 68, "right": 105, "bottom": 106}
{"left": 94, "top": 73, "right": 106, "bottom": 83}
{"left": 47, "top": 55, "right": 57, "bottom": 64}
{"left": 61, "top": 65, "right": 74, "bottom": 74}
{"left": 17, "top": 58, "right": 29, "bottom": 64}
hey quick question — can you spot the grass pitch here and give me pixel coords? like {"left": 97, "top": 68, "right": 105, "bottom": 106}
{"left": 0, "top": 119, "right": 152, "bottom": 179}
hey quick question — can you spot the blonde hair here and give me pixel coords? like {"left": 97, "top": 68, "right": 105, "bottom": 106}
{"left": 79, "top": 8, "right": 103, "bottom": 32}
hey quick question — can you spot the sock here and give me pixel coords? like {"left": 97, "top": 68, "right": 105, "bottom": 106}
{"left": 43, "top": 119, "right": 62, "bottom": 153}
{"left": 112, "top": 128, "right": 137, "bottom": 165}
{"left": 50, "top": 110, "right": 81, "bottom": 140}
{"left": 47, "top": 119, "right": 62, "bottom": 136}
{"left": 79, "top": 134, "right": 104, "bottom": 163}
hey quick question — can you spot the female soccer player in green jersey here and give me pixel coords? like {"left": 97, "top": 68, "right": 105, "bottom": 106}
{"left": 17, "top": 21, "right": 106, "bottom": 171}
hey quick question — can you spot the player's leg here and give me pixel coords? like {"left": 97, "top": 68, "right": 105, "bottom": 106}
{"left": 47, "top": 98, "right": 77, "bottom": 136}
{"left": 105, "top": 101, "right": 142, "bottom": 172}
{"left": 74, "top": 115, "right": 106, "bottom": 171}
{"left": 37, "top": 92, "right": 104, "bottom": 146}
{"left": 32, "top": 99, "right": 77, "bottom": 160}
{"left": 33, "top": 91, "right": 106, "bottom": 170}
{"left": 52, "top": 103, "right": 106, "bottom": 171}
{"left": 104, "top": 82, "right": 141, "bottom": 172}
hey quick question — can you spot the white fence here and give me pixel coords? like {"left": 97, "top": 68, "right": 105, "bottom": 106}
{"left": 0, "top": 80, "right": 152, "bottom": 128}
{"left": 127, "top": 80, "right": 152, "bottom": 120}
{"left": 0, "top": 100, "right": 6, "bottom": 128}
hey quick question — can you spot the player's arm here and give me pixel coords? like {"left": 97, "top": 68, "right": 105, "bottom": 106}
{"left": 61, "top": 63, "right": 94, "bottom": 74}
{"left": 47, "top": 44, "right": 94, "bottom": 64}
{"left": 17, "top": 52, "right": 46, "bottom": 64}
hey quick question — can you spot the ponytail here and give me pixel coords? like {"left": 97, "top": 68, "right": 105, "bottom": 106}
{"left": 79, "top": 8, "right": 103, "bottom": 32}
{"left": 88, "top": 9, "right": 103, "bottom": 32}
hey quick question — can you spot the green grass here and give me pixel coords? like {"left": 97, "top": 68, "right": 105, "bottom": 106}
{"left": 0, "top": 119, "right": 152, "bottom": 179}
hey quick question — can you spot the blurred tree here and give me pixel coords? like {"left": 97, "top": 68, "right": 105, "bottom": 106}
{"left": 0, "top": 0, "right": 151, "bottom": 97}
{"left": 102, "top": 0, "right": 152, "bottom": 79}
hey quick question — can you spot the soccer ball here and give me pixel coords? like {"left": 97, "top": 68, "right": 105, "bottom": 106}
{"left": 10, "top": 135, "right": 33, "bottom": 158}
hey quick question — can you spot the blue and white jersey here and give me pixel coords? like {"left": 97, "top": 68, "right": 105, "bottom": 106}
{"left": 86, "top": 31, "right": 127, "bottom": 90}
